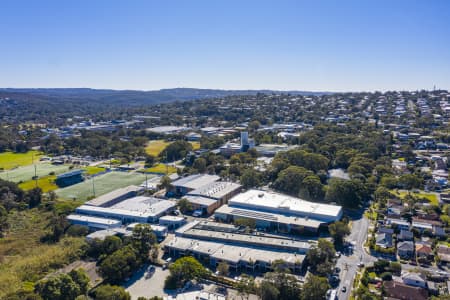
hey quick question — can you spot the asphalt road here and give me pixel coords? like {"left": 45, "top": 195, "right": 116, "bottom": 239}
{"left": 335, "top": 214, "right": 376, "bottom": 300}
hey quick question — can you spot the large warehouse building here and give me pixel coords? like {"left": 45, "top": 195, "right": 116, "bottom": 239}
{"left": 214, "top": 189, "right": 343, "bottom": 234}
{"left": 75, "top": 196, "right": 176, "bottom": 223}
{"left": 165, "top": 221, "right": 308, "bottom": 273}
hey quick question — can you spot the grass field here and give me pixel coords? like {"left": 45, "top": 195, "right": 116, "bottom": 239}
{"left": 190, "top": 141, "right": 200, "bottom": 150}
{"left": 145, "top": 140, "right": 201, "bottom": 157}
{"left": 145, "top": 163, "right": 177, "bottom": 174}
{"left": 0, "top": 150, "right": 43, "bottom": 170}
{"left": 55, "top": 171, "right": 149, "bottom": 201}
{"left": 145, "top": 140, "right": 172, "bottom": 156}
{"left": 84, "top": 166, "right": 106, "bottom": 175}
{"left": 18, "top": 175, "right": 58, "bottom": 193}
{"left": 0, "top": 209, "right": 86, "bottom": 297}
{"left": 391, "top": 190, "right": 439, "bottom": 205}
{"left": 0, "top": 163, "right": 71, "bottom": 183}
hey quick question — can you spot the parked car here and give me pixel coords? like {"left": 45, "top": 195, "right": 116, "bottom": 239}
{"left": 192, "top": 210, "right": 203, "bottom": 217}
{"left": 341, "top": 286, "right": 347, "bottom": 293}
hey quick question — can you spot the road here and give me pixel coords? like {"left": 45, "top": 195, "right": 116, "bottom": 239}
{"left": 335, "top": 213, "right": 376, "bottom": 300}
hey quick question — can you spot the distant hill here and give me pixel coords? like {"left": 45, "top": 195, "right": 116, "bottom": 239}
{"left": 0, "top": 87, "right": 330, "bottom": 105}
{"left": 0, "top": 88, "right": 331, "bottom": 123}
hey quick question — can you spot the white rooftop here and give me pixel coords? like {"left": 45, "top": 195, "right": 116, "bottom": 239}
{"left": 188, "top": 181, "right": 241, "bottom": 200}
{"left": 172, "top": 174, "right": 220, "bottom": 190}
{"left": 84, "top": 185, "right": 142, "bottom": 207}
{"left": 76, "top": 197, "right": 176, "bottom": 219}
{"left": 228, "top": 189, "right": 342, "bottom": 222}
{"left": 67, "top": 214, "right": 122, "bottom": 226}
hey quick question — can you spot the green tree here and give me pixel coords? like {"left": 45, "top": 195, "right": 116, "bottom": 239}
{"left": 68, "top": 268, "right": 90, "bottom": 295}
{"left": 93, "top": 285, "right": 130, "bottom": 300}
{"left": 325, "top": 178, "right": 366, "bottom": 208}
{"left": 272, "top": 166, "right": 313, "bottom": 195}
{"left": 259, "top": 281, "right": 279, "bottom": 300}
{"left": 131, "top": 224, "right": 157, "bottom": 260}
{"left": 0, "top": 204, "right": 8, "bottom": 237}
{"left": 240, "top": 169, "right": 262, "bottom": 189}
{"left": 158, "top": 175, "right": 173, "bottom": 190}
{"left": 193, "top": 157, "right": 207, "bottom": 173}
{"left": 177, "top": 198, "right": 193, "bottom": 214}
{"left": 35, "top": 274, "right": 81, "bottom": 300}
{"left": 328, "top": 221, "right": 350, "bottom": 246}
{"left": 306, "top": 239, "right": 336, "bottom": 276}
{"left": 99, "top": 246, "right": 140, "bottom": 284}
{"left": 217, "top": 261, "right": 229, "bottom": 276}
{"left": 235, "top": 274, "right": 256, "bottom": 300}
{"left": 301, "top": 275, "right": 329, "bottom": 300}
{"left": 168, "top": 256, "right": 208, "bottom": 287}
{"left": 298, "top": 175, "right": 325, "bottom": 201}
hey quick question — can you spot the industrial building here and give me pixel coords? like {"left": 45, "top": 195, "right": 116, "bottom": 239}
{"left": 214, "top": 189, "right": 343, "bottom": 234}
{"left": 184, "top": 181, "right": 242, "bottom": 215}
{"left": 164, "top": 220, "right": 308, "bottom": 273}
{"left": 171, "top": 174, "right": 220, "bottom": 196}
{"left": 159, "top": 215, "right": 186, "bottom": 230}
{"left": 67, "top": 214, "right": 122, "bottom": 230}
{"left": 75, "top": 196, "right": 176, "bottom": 223}
{"left": 84, "top": 185, "right": 142, "bottom": 207}
{"left": 55, "top": 169, "right": 84, "bottom": 187}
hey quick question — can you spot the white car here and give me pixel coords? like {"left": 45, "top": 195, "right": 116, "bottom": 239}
{"left": 192, "top": 210, "right": 203, "bottom": 217}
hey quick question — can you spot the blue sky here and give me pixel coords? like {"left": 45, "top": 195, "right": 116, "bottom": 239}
{"left": 1, "top": 0, "right": 449, "bottom": 91}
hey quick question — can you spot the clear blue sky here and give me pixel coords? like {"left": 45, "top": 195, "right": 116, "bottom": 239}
{"left": 1, "top": 0, "right": 449, "bottom": 91}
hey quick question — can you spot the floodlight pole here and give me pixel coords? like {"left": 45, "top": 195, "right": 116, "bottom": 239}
{"left": 92, "top": 176, "right": 96, "bottom": 197}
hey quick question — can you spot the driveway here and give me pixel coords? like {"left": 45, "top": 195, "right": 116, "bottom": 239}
{"left": 124, "top": 265, "right": 170, "bottom": 299}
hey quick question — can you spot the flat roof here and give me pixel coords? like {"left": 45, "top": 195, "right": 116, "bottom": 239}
{"left": 215, "top": 205, "right": 323, "bottom": 229}
{"left": 185, "top": 195, "right": 218, "bottom": 207}
{"left": 77, "top": 197, "right": 176, "bottom": 219}
{"left": 172, "top": 174, "right": 220, "bottom": 190}
{"left": 167, "top": 237, "right": 305, "bottom": 266}
{"left": 67, "top": 214, "right": 122, "bottom": 226}
{"left": 188, "top": 181, "right": 241, "bottom": 200}
{"left": 182, "top": 227, "right": 310, "bottom": 252}
{"left": 159, "top": 215, "right": 185, "bottom": 222}
{"left": 228, "top": 189, "right": 342, "bottom": 221}
{"left": 85, "top": 185, "right": 142, "bottom": 207}
{"left": 146, "top": 126, "right": 189, "bottom": 133}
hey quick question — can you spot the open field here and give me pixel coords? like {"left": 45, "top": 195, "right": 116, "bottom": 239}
{"left": 144, "top": 163, "right": 177, "bottom": 174}
{"left": 0, "top": 209, "right": 86, "bottom": 297}
{"left": 190, "top": 141, "right": 201, "bottom": 150}
{"left": 391, "top": 190, "right": 439, "bottom": 206}
{"left": 0, "top": 151, "right": 43, "bottom": 170}
{"left": 84, "top": 165, "right": 106, "bottom": 175}
{"left": 145, "top": 140, "right": 172, "bottom": 156}
{"left": 18, "top": 175, "right": 58, "bottom": 193}
{"left": 145, "top": 140, "right": 201, "bottom": 157}
{"left": 55, "top": 171, "right": 149, "bottom": 201}
{"left": 0, "top": 163, "right": 71, "bottom": 183}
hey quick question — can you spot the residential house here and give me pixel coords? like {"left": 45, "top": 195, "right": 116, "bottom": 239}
{"left": 376, "top": 232, "right": 393, "bottom": 248}
{"left": 398, "top": 230, "right": 414, "bottom": 241}
{"left": 416, "top": 243, "right": 434, "bottom": 260}
{"left": 437, "top": 245, "right": 450, "bottom": 264}
{"left": 402, "top": 272, "right": 427, "bottom": 289}
{"left": 397, "top": 241, "right": 414, "bottom": 259}
{"left": 383, "top": 281, "right": 428, "bottom": 300}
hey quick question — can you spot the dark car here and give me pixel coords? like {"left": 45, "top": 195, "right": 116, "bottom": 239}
{"left": 341, "top": 286, "right": 347, "bottom": 293}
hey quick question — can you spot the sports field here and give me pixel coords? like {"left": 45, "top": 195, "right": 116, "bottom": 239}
{"left": 145, "top": 163, "right": 177, "bottom": 174}
{"left": 0, "top": 163, "right": 71, "bottom": 183}
{"left": 18, "top": 175, "right": 58, "bottom": 193}
{"left": 84, "top": 166, "right": 106, "bottom": 175}
{"left": 0, "top": 151, "right": 43, "bottom": 170}
{"left": 55, "top": 171, "right": 150, "bottom": 201}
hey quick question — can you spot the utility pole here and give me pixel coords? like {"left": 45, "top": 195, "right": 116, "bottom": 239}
{"left": 92, "top": 176, "right": 96, "bottom": 198}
